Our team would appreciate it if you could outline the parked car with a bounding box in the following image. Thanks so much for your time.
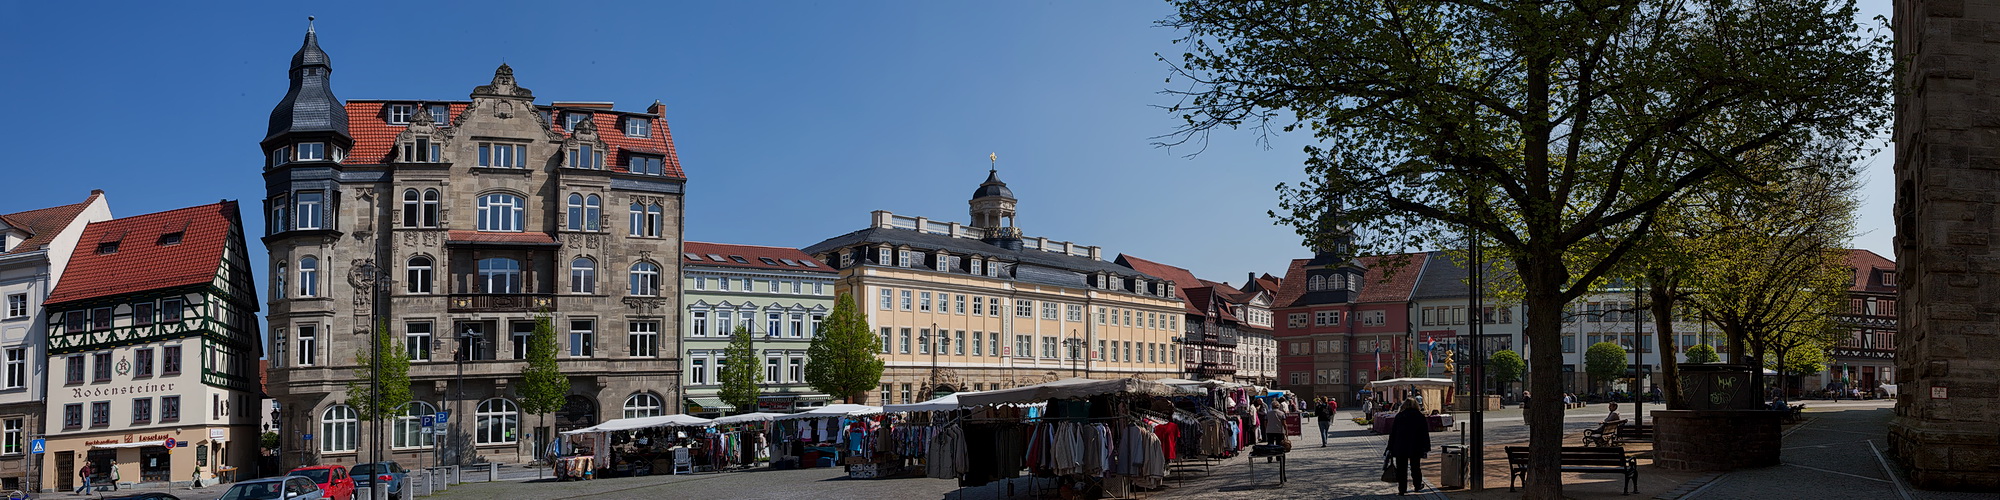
[349,462,408,500]
[217,476,323,500]
[105,494,180,500]
[286,465,355,500]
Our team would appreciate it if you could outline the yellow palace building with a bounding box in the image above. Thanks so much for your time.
[803,169,1184,404]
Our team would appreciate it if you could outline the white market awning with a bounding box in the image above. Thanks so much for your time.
[956,377,1176,408]
[710,412,787,425]
[772,404,880,421]
[1366,377,1457,389]
[92,440,167,449]
[561,414,714,435]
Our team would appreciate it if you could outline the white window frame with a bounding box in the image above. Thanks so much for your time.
[474,399,519,444]
[295,192,324,230]
[3,294,25,319]
[1,348,22,389]
[321,405,357,452]
[296,142,325,161]
[387,104,414,124]
[623,393,664,419]
[405,321,433,362]
[570,257,597,294]
[625,118,650,137]
[629,321,660,357]
[476,193,525,232]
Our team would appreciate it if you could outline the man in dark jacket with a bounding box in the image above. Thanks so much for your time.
[1386,398,1431,495]
[1314,398,1335,446]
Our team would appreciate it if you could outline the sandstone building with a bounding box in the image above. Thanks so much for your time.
[260,28,688,468]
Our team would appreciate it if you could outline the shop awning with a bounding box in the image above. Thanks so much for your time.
[687,398,735,413]
[560,414,713,435]
[956,377,1176,408]
[92,440,167,449]
[710,412,786,425]
[1366,377,1457,389]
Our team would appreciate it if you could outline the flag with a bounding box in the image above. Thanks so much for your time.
[1425,336,1436,366]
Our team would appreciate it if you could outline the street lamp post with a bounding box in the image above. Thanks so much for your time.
[1633,285,1645,427]
[453,326,482,467]
[921,323,941,398]
[1063,329,1083,378]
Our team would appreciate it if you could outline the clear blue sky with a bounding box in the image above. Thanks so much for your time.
[0,0,1896,298]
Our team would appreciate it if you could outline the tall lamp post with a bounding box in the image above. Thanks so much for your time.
[1063,329,1084,378]
[920,323,943,398]
[1633,284,1646,427]
[453,326,483,467]
[349,260,391,500]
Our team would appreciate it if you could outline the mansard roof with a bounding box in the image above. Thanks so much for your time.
[803,227,1170,293]
[47,201,239,306]
[684,241,834,274]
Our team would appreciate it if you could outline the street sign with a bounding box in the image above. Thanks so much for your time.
[29,439,43,454]
[432,427,446,435]
[421,416,435,428]
[302,433,313,441]
[435,411,450,424]
[164,438,177,448]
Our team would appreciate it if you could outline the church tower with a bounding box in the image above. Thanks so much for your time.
[970,167,1022,250]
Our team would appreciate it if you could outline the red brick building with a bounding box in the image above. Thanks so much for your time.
[1272,252,1426,405]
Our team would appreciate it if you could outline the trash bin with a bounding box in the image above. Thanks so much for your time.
[1439,445,1466,489]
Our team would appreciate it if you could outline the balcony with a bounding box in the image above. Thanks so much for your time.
[448,294,555,313]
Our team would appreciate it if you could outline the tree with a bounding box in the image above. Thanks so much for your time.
[1490,350,1525,393]
[719,327,763,414]
[346,317,411,421]
[805,293,886,403]
[1160,1,1887,495]
[1403,346,1427,378]
[518,311,567,460]
[1684,344,1721,364]
[1585,342,1629,395]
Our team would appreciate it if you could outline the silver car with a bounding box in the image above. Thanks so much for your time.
[217,476,324,500]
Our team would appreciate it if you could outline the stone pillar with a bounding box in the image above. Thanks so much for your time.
[1891,0,2000,491]
[1652,410,1782,471]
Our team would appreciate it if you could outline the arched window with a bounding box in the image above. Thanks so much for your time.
[628,203,645,236]
[570,257,597,294]
[421,189,441,227]
[393,401,437,448]
[1307,275,1324,291]
[476,194,523,232]
[406,256,433,294]
[402,189,422,227]
[320,405,357,452]
[275,262,288,300]
[475,399,519,444]
[623,393,663,418]
[629,262,660,296]
[583,195,602,231]
[478,258,522,294]
[299,257,320,297]
[566,194,585,231]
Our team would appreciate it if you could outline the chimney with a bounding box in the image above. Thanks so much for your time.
[91,189,105,196]
[647,100,665,116]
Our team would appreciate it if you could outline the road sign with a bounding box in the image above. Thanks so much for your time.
[421,416,436,428]
[435,411,451,424]
[164,438,177,448]
[302,433,313,441]
[432,427,446,435]
[29,439,43,454]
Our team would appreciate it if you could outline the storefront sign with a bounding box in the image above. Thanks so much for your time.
[1932,386,1947,399]
[70,382,177,399]
[210,429,225,440]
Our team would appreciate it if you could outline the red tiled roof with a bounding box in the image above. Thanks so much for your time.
[341,100,687,179]
[1,191,101,256]
[1844,248,1896,293]
[1357,253,1427,303]
[46,202,238,306]
[1114,254,1206,314]
[445,230,558,245]
[1274,259,1309,308]
[684,241,834,273]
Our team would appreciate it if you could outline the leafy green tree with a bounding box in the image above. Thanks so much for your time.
[346,317,411,420]
[1684,344,1721,364]
[1160,1,1886,495]
[719,327,763,414]
[1585,342,1629,394]
[805,293,886,403]
[518,311,568,455]
[1490,350,1525,391]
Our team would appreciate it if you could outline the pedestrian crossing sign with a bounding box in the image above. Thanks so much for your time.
[28,439,42,454]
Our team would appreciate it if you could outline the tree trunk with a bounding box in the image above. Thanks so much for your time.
[1646,272,1683,408]
[1519,254,1569,499]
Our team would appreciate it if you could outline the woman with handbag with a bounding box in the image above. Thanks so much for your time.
[1385,397,1431,495]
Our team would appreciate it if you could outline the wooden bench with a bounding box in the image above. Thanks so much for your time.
[1616,423,1653,443]
[1582,419,1626,447]
[1505,446,1640,494]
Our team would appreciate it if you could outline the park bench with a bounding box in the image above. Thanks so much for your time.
[1582,419,1626,447]
[1615,423,1653,443]
[1505,446,1640,494]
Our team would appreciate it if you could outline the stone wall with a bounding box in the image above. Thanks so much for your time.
[1652,410,1781,472]
[1890,0,2000,491]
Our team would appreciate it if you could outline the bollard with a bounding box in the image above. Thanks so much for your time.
[373,483,388,500]
[486,462,499,482]
[433,467,448,491]
[447,465,459,485]
[410,469,427,497]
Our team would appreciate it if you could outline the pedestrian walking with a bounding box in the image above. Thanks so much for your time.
[108,460,119,491]
[1314,399,1334,447]
[1386,398,1431,496]
[1261,401,1286,462]
[74,462,93,495]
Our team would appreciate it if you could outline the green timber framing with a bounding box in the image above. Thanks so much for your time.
[45,280,260,393]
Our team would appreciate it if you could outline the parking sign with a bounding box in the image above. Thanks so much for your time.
[435,411,450,424]
[421,416,435,428]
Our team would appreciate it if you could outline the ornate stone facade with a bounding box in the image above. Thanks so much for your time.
[260,29,686,469]
[1890,1,2000,490]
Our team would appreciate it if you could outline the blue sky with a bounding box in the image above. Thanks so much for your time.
[0,0,1896,297]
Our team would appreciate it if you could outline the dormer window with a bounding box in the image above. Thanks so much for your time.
[401,138,441,163]
[297,142,325,161]
[388,104,414,124]
[564,113,590,131]
[157,232,182,246]
[570,145,604,169]
[628,155,664,175]
[95,242,118,255]
[625,118,650,137]
[1882,271,1897,287]
[970,258,983,276]
[428,104,451,124]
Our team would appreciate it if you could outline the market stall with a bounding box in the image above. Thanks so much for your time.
[556,414,715,479]
[768,404,883,470]
[1365,378,1457,433]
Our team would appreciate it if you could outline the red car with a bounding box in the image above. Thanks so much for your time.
[286,465,355,500]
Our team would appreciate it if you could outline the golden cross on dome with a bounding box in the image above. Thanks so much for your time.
[989,152,997,173]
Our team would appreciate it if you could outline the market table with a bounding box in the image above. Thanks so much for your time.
[1370,412,1455,434]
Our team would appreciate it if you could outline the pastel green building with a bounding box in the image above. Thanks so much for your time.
[679,242,837,415]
